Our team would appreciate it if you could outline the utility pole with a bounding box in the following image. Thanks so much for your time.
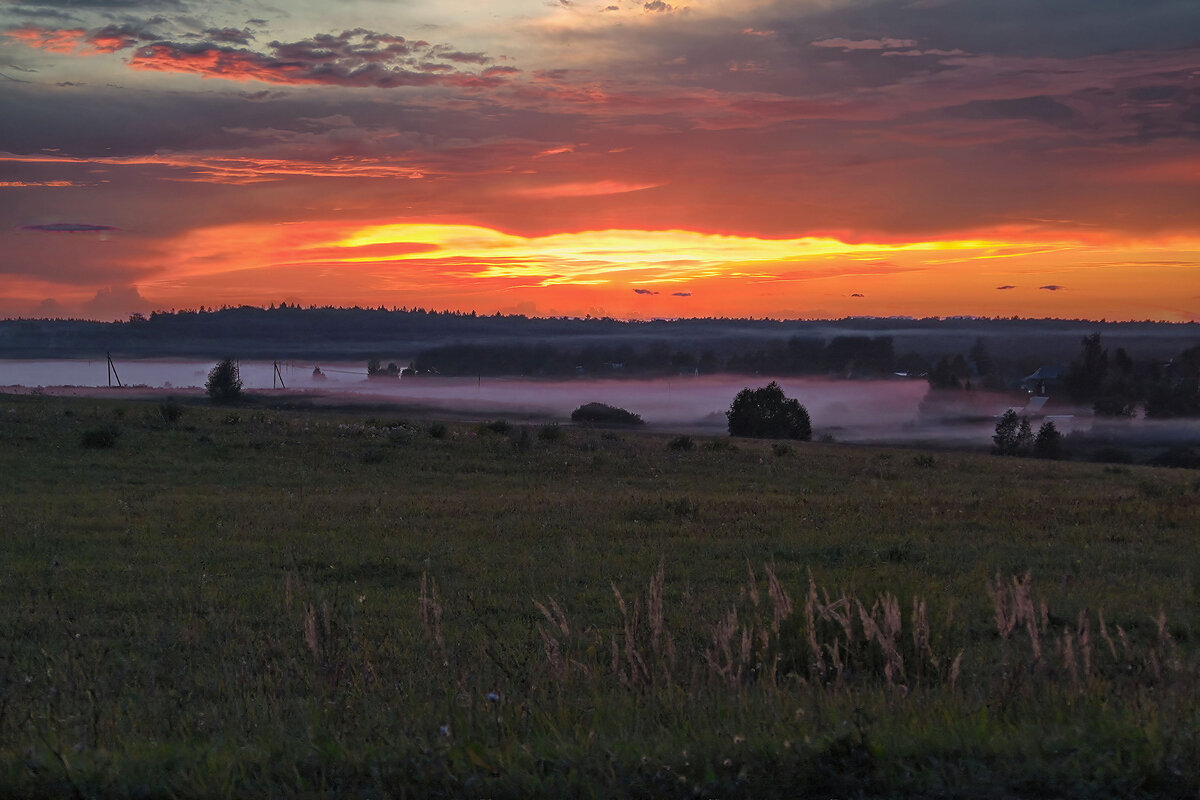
[106,352,122,388]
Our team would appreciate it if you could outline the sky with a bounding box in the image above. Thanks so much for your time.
[1,0,1198,322]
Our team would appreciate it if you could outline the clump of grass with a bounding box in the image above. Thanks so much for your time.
[772,442,792,457]
[479,419,512,435]
[912,454,937,468]
[222,412,240,425]
[702,438,736,451]
[537,423,563,442]
[80,425,119,449]
[159,402,183,426]
[428,422,448,439]
[668,435,694,451]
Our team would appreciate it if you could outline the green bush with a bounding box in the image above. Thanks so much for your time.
[570,402,644,426]
[159,402,183,426]
[206,359,243,403]
[80,425,119,449]
[727,381,812,440]
[668,435,694,451]
[537,423,564,442]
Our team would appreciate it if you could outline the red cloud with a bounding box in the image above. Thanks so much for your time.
[4,26,89,54]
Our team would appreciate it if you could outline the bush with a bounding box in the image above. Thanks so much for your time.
[1147,446,1200,469]
[81,425,119,449]
[480,419,512,435]
[206,359,243,403]
[1090,446,1133,465]
[159,402,183,426]
[570,403,644,426]
[428,422,448,439]
[668,435,694,451]
[772,442,793,457]
[726,381,811,440]
[537,423,564,442]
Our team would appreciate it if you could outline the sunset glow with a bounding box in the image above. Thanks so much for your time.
[2,1,1198,321]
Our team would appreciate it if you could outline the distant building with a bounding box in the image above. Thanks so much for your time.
[1020,365,1066,396]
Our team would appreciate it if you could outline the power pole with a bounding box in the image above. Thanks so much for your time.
[107,352,122,388]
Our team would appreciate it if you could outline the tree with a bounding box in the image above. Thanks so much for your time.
[1033,421,1062,459]
[992,409,1020,455]
[727,381,812,440]
[1066,333,1108,403]
[206,358,242,403]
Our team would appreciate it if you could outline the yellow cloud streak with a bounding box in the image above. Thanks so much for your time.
[330,224,1026,280]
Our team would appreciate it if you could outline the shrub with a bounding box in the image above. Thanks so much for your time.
[772,442,793,457]
[1033,420,1062,459]
[480,419,512,435]
[537,423,564,442]
[428,422,448,439]
[81,425,119,449]
[1090,446,1133,465]
[1147,446,1200,469]
[570,402,644,426]
[726,381,811,440]
[668,435,694,451]
[206,359,243,403]
[159,402,183,426]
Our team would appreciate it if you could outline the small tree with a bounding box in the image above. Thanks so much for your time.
[1033,420,1062,459]
[206,358,243,403]
[727,381,812,440]
[992,409,1020,455]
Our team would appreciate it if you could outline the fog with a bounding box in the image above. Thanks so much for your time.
[4,358,1199,449]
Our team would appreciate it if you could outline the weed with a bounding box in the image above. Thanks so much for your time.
[80,425,119,448]
[159,402,183,426]
[537,423,563,442]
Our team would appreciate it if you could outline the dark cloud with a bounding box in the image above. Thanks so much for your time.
[83,285,149,318]
[117,28,513,89]
[5,6,79,20]
[850,292,864,297]
[633,288,658,295]
[671,291,691,297]
[19,222,118,232]
[643,1,676,12]
[996,285,1016,290]
[946,96,1078,125]
[789,0,1200,59]
[202,27,254,46]
[6,0,182,7]
[1039,285,1066,291]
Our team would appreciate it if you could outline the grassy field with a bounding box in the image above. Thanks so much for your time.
[0,391,1197,798]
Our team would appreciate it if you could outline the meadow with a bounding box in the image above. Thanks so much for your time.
[0,391,1197,798]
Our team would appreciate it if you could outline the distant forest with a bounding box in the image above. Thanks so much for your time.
[2,306,1198,413]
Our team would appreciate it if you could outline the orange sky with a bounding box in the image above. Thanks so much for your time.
[2,1,1198,321]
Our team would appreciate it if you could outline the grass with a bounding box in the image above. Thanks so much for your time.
[0,392,1197,798]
